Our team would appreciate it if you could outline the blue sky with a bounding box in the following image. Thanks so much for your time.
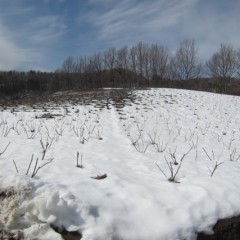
[0,0,239,71]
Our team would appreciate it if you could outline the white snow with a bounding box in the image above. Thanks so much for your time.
[0,88,240,239]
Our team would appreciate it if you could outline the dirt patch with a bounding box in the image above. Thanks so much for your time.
[197,216,240,240]
[0,228,24,240]
[50,224,82,240]
[0,187,25,239]
[0,89,136,110]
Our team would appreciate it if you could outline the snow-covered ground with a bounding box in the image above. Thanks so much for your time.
[0,88,240,240]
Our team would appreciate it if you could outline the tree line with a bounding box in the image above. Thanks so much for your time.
[1,39,240,97]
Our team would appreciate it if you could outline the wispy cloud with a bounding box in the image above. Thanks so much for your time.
[0,1,34,17]
[0,0,68,70]
[44,0,66,4]
[179,0,240,60]
[0,0,239,71]
[84,0,199,46]
[23,15,68,44]
[80,0,240,61]
[0,39,25,70]
[0,21,39,70]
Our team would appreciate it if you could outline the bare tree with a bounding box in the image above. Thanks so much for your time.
[149,44,170,85]
[129,45,138,86]
[136,42,148,85]
[116,46,128,70]
[143,47,151,86]
[104,48,117,70]
[236,48,240,79]
[90,52,103,87]
[60,56,77,90]
[207,44,238,86]
[116,46,129,86]
[103,48,117,87]
[61,56,76,73]
[171,39,202,81]
[75,57,85,73]
[90,52,103,73]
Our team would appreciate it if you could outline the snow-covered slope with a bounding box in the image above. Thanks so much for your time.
[0,88,240,240]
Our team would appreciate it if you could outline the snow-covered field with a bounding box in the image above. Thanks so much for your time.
[0,88,240,240]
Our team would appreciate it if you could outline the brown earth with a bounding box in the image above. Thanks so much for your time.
[197,216,240,240]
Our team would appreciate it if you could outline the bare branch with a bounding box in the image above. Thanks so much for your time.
[155,163,167,179]
[13,160,19,173]
[0,142,10,156]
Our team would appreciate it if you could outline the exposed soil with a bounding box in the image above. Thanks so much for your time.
[197,216,240,240]
[0,188,25,240]
[0,89,136,110]
[50,224,82,240]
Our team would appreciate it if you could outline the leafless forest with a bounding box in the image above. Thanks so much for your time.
[1,39,240,97]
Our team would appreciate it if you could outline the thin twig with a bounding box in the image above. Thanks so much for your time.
[210,161,224,177]
[26,154,34,176]
[155,163,167,178]
[203,147,213,161]
[0,142,10,156]
[31,158,39,178]
[13,160,18,173]
[32,159,53,177]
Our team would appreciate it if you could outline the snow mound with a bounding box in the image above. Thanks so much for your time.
[0,177,92,239]
[1,88,240,239]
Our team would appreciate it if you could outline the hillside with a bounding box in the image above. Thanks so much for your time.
[0,88,240,240]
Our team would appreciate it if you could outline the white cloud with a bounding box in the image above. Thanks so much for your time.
[24,15,68,44]
[0,1,34,17]
[0,21,39,70]
[82,0,240,62]
[0,1,68,70]
[44,0,65,4]
[85,0,199,44]
[0,39,25,70]
[180,1,240,61]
